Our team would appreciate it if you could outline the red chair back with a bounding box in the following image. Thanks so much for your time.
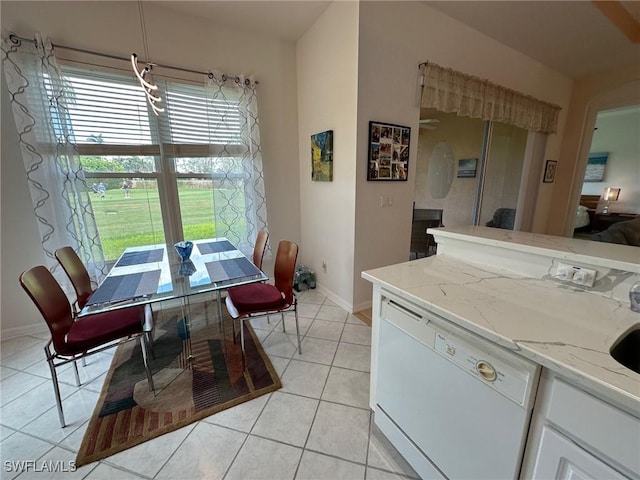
[274,240,298,305]
[253,230,269,270]
[55,247,94,310]
[20,266,75,355]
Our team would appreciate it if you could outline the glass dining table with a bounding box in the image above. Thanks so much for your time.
[79,238,267,391]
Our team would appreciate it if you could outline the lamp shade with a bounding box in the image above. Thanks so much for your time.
[603,187,621,202]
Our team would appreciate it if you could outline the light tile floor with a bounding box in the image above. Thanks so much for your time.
[0,290,418,480]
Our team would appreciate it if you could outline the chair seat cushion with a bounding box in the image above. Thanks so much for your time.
[65,306,143,353]
[227,283,286,314]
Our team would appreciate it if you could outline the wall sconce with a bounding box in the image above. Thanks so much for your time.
[602,187,620,214]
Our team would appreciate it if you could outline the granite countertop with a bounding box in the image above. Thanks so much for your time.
[362,254,640,415]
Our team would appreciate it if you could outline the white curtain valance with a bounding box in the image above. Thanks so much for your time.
[420,62,561,134]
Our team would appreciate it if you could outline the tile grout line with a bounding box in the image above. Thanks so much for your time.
[141,421,198,479]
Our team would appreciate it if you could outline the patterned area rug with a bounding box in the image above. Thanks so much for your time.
[76,301,281,467]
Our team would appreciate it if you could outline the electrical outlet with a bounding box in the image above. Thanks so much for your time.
[572,267,596,287]
[553,263,575,281]
[321,261,327,273]
[553,262,596,287]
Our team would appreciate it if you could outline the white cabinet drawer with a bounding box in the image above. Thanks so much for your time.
[532,426,628,480]
[547,378,640,476]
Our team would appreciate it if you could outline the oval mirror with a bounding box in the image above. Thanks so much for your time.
[427,141,455,199]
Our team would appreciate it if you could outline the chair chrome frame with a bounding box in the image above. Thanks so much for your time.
[226,293,301,360]
[225,240,301,364]
[43,304,154,427]
[20,266,155,428]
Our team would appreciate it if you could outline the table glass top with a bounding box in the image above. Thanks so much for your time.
[80,238,267,316]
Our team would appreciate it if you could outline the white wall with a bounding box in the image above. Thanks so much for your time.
[1,74,48,338]
[581,106,640,214]
[1,1,301,336]
[296,1,359,309]
[352,2,573,309]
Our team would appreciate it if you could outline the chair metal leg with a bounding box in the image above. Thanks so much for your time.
[240,318,246,356]
[46,355,66,428]
[232,315,237,344]
[281,312,286,333]
[145,332,156,359]
[72,359,81,386]
[240,318,246,370]
[218,290,236,345]
[142,304,155,359]
[140,335,155,392]
[294,308,302,354]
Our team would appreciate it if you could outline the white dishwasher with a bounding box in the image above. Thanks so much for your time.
[375,294,540,480]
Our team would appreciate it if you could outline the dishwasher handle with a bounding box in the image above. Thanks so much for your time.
[387,299,423,322]
[383,297,437,350]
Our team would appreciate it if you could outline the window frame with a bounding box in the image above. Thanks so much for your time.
[62,62,244,257]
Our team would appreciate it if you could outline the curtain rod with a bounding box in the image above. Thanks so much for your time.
[8,33,259,84]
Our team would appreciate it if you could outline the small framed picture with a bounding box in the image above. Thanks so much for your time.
[457,158,478,178]
[311,130,334,181]
[367,121,410,181]
[543,160,557,183]
[584,152,608,182]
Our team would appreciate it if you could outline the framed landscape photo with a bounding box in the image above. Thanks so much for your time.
[457,158,478,178]
[584,152,608,182]
[367,121,410,181]
[543,159,557,183]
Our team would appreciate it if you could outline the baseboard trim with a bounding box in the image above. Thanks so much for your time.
[304,284,373,315]
[352,299,372,313]
[314,284,354,313]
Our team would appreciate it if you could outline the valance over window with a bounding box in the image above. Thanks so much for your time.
[420,62,561,134]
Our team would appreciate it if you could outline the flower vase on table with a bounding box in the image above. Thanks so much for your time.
[174,241,193,261]
[179,260,196,276]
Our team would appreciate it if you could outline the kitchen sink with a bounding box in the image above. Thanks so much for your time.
[610,324,640,374]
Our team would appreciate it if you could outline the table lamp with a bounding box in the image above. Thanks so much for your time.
[602,187,620,214]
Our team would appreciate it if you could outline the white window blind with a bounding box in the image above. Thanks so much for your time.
[60,66,243,149]
[160,82,242,145]
[62,67,153,145]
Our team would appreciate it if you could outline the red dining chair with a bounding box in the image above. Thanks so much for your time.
[56,246,156,362]
[225,240,301,359]
[252,230,269,270]
[20,266,154,427]
[54,246,98,314]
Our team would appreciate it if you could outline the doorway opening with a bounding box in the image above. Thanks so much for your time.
[573,104,640,240]
[411,109,529,258]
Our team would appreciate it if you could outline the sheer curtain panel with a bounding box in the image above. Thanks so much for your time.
[204,73,269,258]
[2,34,107,291]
